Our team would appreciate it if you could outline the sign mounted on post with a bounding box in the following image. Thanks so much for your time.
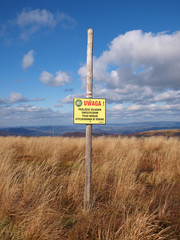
[73,98,106,124]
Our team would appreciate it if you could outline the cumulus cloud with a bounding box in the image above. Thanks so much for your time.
[22,50,34,70]
[76,30,180,122]
[16,8,56,28]
[154,90,180,103]
[79,30,180,91]
[9,8,77,40]
[78,30,180,100]
[111,102,180,122]
[4,92,44,105]
[60,92,85,103]
[39,70,71,87]
[1,8,77,41]
[9,92,28,104]
[0,104,72,127]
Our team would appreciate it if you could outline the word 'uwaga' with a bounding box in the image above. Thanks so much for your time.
[84,100,103,106]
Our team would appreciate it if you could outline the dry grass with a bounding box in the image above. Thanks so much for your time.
[0,136,179,239]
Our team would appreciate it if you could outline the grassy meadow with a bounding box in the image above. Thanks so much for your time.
[0,136,180,239]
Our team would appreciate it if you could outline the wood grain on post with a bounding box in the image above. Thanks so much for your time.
[84,28,93,211]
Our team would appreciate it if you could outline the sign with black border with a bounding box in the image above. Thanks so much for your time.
[73,98,106,124]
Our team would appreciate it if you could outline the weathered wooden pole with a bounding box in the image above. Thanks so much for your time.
[84,28,93,211]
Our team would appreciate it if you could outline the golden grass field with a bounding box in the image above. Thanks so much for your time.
[0,136,180,240]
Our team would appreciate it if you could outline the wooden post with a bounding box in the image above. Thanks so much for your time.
[84,28,93,211]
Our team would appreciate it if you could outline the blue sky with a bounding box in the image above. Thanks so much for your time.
[0,0,180,127]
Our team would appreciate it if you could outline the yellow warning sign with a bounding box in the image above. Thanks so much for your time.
[73,98,106,124]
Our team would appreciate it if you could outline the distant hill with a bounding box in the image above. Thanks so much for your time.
[63,132,85,137]
[62,129,180,138]
[62,131,110,137]
[0,122,180,137]
[127,129,180,138]
[0,130,11,136]
[0,128,46,137]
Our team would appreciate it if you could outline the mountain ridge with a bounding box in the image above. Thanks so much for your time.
[0,121,180,137]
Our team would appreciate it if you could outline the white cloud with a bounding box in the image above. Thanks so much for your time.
[9,92,27,104]
[39,70,71,87]
[79,30,180,92]
[11,9,56,40]
[0,104,72,127]
[22,50,34,70]
[55,103,63,108]
[112,104,124,110]
[56,12,77,29]
[60,95,74,103]
[1,8,77,43]
[110,103,180,122]
[154,90,180,103]
[78,30,180,114]
[6,92,44,105]
[76,30,180,122]
[60,92,85,103]
[16,8,57,40]
[16,8,56,28]
[127,105,144,111]
[7,8,77,40]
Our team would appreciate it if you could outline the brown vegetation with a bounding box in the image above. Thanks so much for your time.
[0,136,180,239]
